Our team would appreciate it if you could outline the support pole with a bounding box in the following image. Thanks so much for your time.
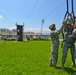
[40,19,45,38]
[41,19,44,35]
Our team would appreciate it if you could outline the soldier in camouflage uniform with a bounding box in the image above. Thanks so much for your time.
[49,23,64,67]
[73,23,76,66]
[62,21,75,69]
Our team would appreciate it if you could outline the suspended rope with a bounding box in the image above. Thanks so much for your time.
[71,0,75,24]
[62,0,75,39]
[63,0,75,23]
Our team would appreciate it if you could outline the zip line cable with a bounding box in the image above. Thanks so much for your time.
[0,11,9,21]
[0,11,15,24]
[44,1,65,19]
[27,0,38,20]
[0,0,39,25]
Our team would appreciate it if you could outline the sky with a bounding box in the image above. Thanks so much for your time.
[0,0,76,33]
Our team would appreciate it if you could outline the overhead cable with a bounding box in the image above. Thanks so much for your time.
[44,1,65,19]
[27,0,38,19]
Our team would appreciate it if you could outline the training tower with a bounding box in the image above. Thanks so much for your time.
[16,23,24,41]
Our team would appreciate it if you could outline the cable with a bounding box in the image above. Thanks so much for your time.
[44,1,65,19]
[0,11,15,24]
[0,11,10,21]
[27,0,38,19]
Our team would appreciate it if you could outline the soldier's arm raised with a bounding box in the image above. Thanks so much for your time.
[58,22,66,34]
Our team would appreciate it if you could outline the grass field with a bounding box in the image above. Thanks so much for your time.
[0,40,76,75]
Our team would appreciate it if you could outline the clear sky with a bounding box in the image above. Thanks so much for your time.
[0,0,76,33]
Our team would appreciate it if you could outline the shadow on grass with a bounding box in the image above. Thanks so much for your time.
[54,66,61,69]
[64,67,76,75]
[53,66,76,75]
[49,66,76,75]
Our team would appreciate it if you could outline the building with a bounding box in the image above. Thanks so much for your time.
[0,28,17,40]
[24,32,50,40]
[0,28,51,41]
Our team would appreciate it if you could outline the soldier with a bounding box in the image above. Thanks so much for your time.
[73,21,76,66]
[62,21,75,69]
[49,23,65,67]
[72,28,76,66]
[73,16,76,28]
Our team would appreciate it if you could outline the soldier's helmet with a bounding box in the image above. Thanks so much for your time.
[49,24,55,29]
[72,29,76,38]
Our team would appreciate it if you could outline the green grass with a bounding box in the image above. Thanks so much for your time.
[0,40,76,75]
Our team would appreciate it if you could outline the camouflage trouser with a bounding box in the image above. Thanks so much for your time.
[74,47,76,65]
[74,46,76,58]
[50,44,59,66]
[62,42,75,67]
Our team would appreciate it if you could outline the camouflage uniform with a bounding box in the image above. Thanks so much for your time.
[62,25,75,68]
[74,41,76,65]
[73,29,76,65]
[49,24,62,66]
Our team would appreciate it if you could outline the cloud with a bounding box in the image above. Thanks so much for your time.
[8,26,50,33]
[8,26,16,30]
[0,15,3,19]
[24,27,50,33]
